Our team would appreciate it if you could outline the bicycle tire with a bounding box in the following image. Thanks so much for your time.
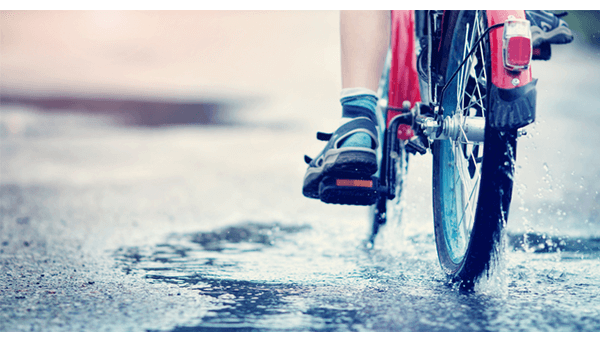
[432,10,517,288]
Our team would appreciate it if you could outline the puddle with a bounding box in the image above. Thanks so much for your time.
[113,222,316,331]
[114,222,312,279]
[112,222,600,331]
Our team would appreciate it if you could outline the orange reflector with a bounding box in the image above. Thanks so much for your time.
[336,179,373,188]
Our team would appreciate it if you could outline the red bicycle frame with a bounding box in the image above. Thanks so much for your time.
[387,10,421,127]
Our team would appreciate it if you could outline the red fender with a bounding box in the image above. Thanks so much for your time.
[486,10,533,89]
[388,10,421,127]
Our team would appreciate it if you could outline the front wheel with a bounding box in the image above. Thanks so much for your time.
[433,10,518,288]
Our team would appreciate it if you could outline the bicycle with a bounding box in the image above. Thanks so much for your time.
[324,10,537,289]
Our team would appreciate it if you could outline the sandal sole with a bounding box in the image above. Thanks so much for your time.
[302,149,377,200]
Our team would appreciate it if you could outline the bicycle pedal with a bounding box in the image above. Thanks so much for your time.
[319,176,379,206]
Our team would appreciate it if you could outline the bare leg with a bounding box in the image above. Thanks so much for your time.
[340,10,390,92]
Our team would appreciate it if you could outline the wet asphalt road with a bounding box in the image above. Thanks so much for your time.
[2,38,600,331]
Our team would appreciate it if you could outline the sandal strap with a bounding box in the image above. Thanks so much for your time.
[316,132,333,141]
[331,117,378,149]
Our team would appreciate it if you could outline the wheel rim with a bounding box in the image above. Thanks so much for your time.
[439,11,488,264]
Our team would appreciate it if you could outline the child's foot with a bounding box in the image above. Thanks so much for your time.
[302,89,380,205]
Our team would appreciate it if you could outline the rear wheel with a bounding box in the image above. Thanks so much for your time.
[432,10,517,288]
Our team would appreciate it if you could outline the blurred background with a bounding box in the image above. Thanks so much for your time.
[0,11,343,128]
[562,10,600,47]
[1,10,598,130]
[1,10,597,128]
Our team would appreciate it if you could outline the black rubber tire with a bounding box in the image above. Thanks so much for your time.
[432,11,518,289]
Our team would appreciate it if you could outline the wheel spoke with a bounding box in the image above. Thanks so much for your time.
[456,173,480,234]
[451,11,487,243]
